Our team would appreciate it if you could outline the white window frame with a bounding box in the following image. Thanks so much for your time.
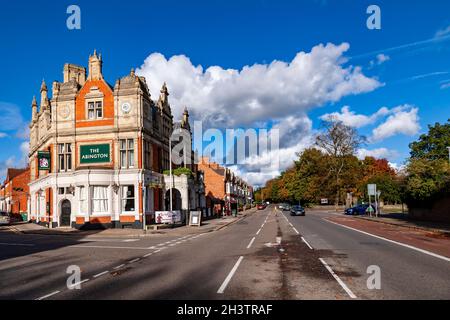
[86,99,104,120]
[91,186,109,215]
[120,185,136,213]
[79,186,87,214]
[120,139,135,169]
[58,143,72,172]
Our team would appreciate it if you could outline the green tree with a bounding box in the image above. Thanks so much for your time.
[405,158,450,207]
[410,119,450,160]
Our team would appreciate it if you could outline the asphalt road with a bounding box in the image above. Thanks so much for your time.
[0,206,449,300]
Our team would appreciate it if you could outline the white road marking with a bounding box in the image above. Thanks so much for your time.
[319,258,357,299]
[217,256,244,294]
[113,264,125,270]
[256,228,262,235]
[147,246,156,250]
[301,237,313,250]
[292,227,300,235]
[143,252,153,258]
[36,290,60,300]
[324,219,450,263]
[154,249,161,253]
[71,245,150,250]
[0,242,34,247]
[93,271,109,278]
[128,258,140,264]
[247,237,256,249]
[168,243,177,247]
[68,279,90,289]
[123,239,139,242]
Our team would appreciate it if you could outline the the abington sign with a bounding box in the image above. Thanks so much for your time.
[80,144,111,164]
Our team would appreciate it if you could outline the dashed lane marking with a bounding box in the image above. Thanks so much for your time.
[217,256,244,294]
[301,237,314,250]
[247,237,256,249]
[143,252,153,258]
[93,271,109,278]
[292,227,300,235]
[68,279,90,290]
[36,290,60,300]
[128,258,140,264]
[256,228,262,235]
[319,258,357,299]
[113,264,125,270]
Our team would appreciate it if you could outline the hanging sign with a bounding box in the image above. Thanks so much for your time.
[38,151,51,170]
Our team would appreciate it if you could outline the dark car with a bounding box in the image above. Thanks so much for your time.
[345,204,375,216]
[290,205,305,216]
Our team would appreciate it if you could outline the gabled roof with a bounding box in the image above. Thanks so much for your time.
[4,168,29,183]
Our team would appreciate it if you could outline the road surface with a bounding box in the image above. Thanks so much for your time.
[0,206,449,300]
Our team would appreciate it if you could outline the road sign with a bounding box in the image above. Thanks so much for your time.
[368,184,377,196]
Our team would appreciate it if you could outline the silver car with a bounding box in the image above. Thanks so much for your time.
[0,212,11,225]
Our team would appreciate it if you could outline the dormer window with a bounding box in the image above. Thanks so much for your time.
[88,101,103,120]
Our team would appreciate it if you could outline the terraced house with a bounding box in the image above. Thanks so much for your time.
[0,168,30,221]
[199,157,253,217]
[28,51,204,229]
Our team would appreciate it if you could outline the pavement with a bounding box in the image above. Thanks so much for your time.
[0,209,255,238]
[0,205,449,300]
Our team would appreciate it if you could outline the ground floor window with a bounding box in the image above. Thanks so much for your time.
[79,186,87,213]
[92,186,108,213]
[121,185,135,212]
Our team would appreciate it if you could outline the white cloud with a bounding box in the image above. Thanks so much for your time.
[357,148,399,160]
[371,105,420,142]
[0,132,8,138]
[136,43,381,127]
[0,102,26,132]
[136,43,381,185]
[435,25,450,39]
[441,82,450,90]
[320,105,389,128]
[369,53,390,67]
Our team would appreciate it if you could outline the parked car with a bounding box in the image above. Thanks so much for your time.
[345,204,375,216]
[290,205,306,216]
[0,212,11,225]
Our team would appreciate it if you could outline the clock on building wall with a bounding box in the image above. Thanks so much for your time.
[121,102,132,114]
[59,105,70,119]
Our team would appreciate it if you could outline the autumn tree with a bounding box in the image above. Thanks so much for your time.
[315,118,365,209]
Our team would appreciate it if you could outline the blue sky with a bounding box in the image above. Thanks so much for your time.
[0,0,449,184]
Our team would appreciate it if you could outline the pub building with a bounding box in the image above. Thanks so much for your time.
[28,51,205,229]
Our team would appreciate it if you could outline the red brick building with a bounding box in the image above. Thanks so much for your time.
[0,168,30,220]
[199,157,252,217]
